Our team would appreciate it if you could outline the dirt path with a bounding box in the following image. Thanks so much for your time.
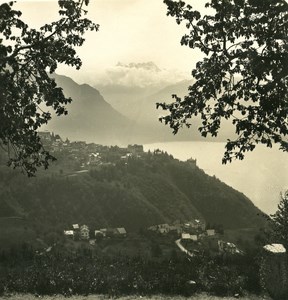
[175,238,194,257]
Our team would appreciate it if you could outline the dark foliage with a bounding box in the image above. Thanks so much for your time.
[270,190,288,248]
[158,0,288,162]
[0,1,98,176]
[0,151,265,239]
[0,244,262,297]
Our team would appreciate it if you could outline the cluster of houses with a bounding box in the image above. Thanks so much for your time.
[38,130,145,168]
[148,219,212,241]
[64,224,127,242]
[63,220,241,255]
[38,131,199,174]
[148,219,241,255]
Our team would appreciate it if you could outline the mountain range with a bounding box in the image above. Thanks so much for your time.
[43,72,234,145]
[43,74,191,145]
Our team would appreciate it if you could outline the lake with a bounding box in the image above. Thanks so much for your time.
[144,141,288,215]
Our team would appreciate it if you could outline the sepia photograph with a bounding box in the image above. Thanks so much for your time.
[0,0,287,299]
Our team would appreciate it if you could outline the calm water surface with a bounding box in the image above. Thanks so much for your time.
[144,141,288,215]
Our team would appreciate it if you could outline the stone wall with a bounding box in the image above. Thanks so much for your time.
[261,244,288,299]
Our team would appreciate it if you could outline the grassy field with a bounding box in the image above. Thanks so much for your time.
[0,294,272,300]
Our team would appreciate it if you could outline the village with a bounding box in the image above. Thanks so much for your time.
[63,218,243,256]
[38,130,146,169]
[38,130,198,173]
[39,131,243,257]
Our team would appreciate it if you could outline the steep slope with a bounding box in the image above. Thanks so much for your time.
[95,61,180,115]
[127,80,194,123]
[44,75,198,145]
[165,161,265,228]
[99,78,236,143]
[42,74,234,145]
[97,80,203,143]
[128,79,235,142]
[41,75,200,145]
[98,79,193,124]
[0,151,265,241]
[97,84,161,118]
[44,74,133,145]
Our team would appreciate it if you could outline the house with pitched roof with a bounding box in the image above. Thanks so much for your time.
[80,224,90,240]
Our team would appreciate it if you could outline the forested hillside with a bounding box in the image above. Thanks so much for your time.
[0,146,265,247]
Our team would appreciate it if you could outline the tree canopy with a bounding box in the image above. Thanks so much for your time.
[157,0,288,163]
[270,190,288,248]
[0,0,98,176]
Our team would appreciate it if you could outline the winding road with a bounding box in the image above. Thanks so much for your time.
[175,239,194,257]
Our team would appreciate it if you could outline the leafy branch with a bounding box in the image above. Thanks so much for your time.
[0,0,99,176]
[158,0,288,163]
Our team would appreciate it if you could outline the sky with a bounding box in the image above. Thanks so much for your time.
[11,0,207,85]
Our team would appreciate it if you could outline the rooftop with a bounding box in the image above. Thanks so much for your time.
[263,243,286,254]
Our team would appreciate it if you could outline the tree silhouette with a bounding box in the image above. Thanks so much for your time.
[158,0,287,163]
[0,0,98,176]
[270,190,288,248]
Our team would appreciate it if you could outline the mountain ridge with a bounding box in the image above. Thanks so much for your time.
[43,74,203,145]
[43,74,133,145]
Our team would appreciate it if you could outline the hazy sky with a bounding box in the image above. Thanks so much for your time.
[12,0,207,85]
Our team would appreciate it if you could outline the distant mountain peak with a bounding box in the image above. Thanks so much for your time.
[116,61,161,72]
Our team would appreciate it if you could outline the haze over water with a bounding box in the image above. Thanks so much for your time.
[144,141,288,215]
